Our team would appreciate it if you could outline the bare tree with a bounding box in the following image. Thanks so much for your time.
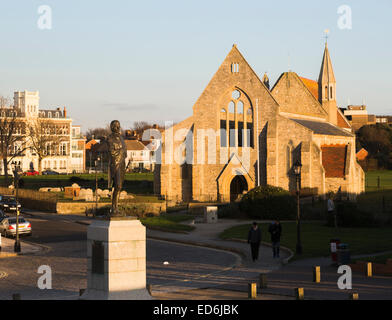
[85,126,111,141]
[0,96,27,186]
[27,118,69,174]
[132,121,164,137]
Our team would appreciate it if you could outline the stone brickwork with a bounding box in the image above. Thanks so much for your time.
[272,72,328,119]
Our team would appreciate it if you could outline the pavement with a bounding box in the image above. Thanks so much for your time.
[139,218,392,300]
[8,210,392,300]
[0,235,45,258]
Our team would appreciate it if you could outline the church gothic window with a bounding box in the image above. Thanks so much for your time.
[220,120,227,147]
[237,101,244,114]
[232,90,241,99]
[220,89,254,148]
[228,101,235,113]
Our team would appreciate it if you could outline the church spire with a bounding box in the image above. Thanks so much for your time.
[318,42,337,125]
[318,41,336,102]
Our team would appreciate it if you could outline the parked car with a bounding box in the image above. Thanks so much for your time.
[0,195,22,213]
[42,169,59,175]
[88,168,103,174]
[0,216,32,238]
[0,209,7,221]
[24,170,39,176]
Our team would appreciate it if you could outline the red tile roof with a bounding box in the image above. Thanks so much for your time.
[321,145,347,178]
[299,77,352,130]
[85,139,98,150]
[299,77,319,100]
[356,148,369,161]
[337,110,351,129]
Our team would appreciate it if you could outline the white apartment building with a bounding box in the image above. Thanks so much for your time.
[0,91,85,175]
[70,125,86,173]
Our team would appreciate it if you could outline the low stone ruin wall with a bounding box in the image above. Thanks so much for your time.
[56,201,166,216]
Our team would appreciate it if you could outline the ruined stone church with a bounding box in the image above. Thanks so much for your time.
[154,43,365,202]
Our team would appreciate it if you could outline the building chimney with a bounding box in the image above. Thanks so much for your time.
[64,106,67,118]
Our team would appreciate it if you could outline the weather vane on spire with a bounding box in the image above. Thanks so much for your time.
[324,29,330,44]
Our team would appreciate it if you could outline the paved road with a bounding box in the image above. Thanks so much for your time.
[0,213,239,300]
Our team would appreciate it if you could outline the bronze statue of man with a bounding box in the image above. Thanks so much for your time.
[106,120,127,217]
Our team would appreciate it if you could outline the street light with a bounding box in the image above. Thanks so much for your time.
[11,161,21,253]
[293,160,302,255]
[94,156,101,217]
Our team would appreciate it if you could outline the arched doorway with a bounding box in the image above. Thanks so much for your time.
[230,175,248,202]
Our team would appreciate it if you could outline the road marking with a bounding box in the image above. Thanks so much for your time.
[29,219,47,222]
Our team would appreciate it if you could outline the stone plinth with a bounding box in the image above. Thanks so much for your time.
[81,217,152,300]
[204,206,218,224]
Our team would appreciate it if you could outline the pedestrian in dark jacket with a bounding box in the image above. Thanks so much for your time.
[248,222,262,262]
[268,220,282,258]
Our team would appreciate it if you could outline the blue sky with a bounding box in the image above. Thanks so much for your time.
[0,0,391,131]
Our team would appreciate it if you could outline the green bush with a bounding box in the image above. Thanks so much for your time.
[218,203,241,219]
[239,185,296,220]
[326,201,378,228]
[69,176,87,184]
[300,199,328,221]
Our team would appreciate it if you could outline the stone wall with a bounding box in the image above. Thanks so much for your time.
[56,202,166,215]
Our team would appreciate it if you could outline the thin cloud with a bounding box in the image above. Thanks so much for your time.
[102,103,158,111]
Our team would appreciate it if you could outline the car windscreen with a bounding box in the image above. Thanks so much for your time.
[3,197,16,203]
[8,218,26,224]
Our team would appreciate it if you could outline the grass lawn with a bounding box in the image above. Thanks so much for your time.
[357,189,392,217]
[140,213,195,233]
[219,221,392,260]
[353,253,392,264]
[365,170,392,191]
[359,170,392,217]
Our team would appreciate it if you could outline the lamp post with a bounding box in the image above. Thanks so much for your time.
[293,160,302,255]
[12,161,21,253]
[94,157,100,217]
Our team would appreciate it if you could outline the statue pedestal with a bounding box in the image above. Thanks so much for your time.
[81,218,152,300]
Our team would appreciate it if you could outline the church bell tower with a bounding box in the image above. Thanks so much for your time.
[318,42,337,125]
